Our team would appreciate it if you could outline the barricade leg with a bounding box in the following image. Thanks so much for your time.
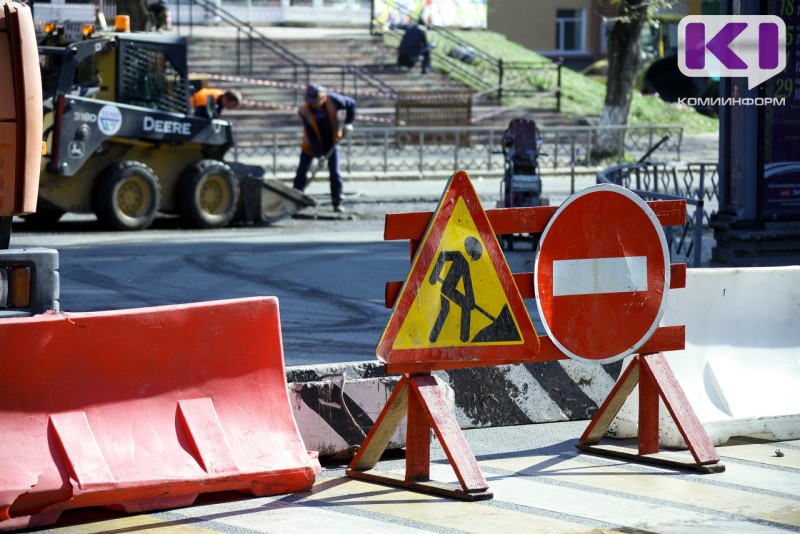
[577,353,724,473]
[406,377,432,482]
[347,373,492,500]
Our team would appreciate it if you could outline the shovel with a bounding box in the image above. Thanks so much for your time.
[306,144,338,187]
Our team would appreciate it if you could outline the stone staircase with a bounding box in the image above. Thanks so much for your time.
[185,27,574,141]
[188,32,471,125]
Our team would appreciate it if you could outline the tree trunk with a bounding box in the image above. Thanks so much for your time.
[594,0,650,158]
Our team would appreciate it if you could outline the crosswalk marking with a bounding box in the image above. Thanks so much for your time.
[47,512,217,533]
[36,438,800,534]
[481,454,800,527]
[304,476,618,533]
[718,440,800,470]
[424,463,784,534]
[698,458,800,497]
[148,488,431,533]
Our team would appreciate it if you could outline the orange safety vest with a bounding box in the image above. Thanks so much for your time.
[298,98,339,157]
[192,88,223,110]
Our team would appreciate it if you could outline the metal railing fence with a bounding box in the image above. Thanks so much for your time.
[597,162,720,267]
[232,124,685,176]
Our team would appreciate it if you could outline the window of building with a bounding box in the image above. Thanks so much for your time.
[555,8,586,52]
[323,0,371,6]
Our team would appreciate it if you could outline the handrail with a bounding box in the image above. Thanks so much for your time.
[176,0,308,100]
[374,6,561,106]
[374,1,497,64]
[179,0,398,101]
[327,64,398,99]
[184,0,306,67]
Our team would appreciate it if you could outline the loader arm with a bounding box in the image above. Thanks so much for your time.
[39,38,116,109]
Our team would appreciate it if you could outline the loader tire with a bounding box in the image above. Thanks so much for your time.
[22,210,64,228]
[93,161,161,231]
[177,160,239,229]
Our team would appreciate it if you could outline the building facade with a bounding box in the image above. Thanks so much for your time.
[486,0,715,69]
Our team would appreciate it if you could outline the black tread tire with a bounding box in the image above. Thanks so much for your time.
[22,210,65,228]
[92,161,161,231]
[177,160,240,229]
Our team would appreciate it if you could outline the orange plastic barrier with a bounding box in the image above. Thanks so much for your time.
[0,297,320,531]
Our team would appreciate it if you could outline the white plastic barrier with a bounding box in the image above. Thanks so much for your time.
[609,266,800,447]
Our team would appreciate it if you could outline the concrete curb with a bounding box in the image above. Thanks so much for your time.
[229,163,606,185]
[286,359,622,459]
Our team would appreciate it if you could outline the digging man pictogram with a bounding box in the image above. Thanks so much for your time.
[428,236,521,344]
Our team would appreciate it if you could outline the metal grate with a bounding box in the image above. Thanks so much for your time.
[120,44,191,114]
[395,92,472,147]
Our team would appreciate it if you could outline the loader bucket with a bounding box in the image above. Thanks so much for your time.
[239,173,316,224]
[0,297,320,531]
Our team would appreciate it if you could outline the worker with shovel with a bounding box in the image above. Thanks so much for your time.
[292,84,357,213]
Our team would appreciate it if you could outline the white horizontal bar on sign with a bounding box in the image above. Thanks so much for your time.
[553,256,647,297]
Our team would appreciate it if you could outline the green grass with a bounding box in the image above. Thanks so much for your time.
[440,31,719,135]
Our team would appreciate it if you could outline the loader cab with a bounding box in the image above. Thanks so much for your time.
[39,31,193,115]
[110,33,192,113]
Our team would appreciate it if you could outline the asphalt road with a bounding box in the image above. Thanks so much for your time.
[11,218,402,367]
[9,176,547,367]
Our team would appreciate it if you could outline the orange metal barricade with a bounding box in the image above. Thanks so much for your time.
[0,297,320,531]
[348,172,720,502]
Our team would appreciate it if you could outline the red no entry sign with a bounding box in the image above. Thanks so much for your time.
[534,185,670,363]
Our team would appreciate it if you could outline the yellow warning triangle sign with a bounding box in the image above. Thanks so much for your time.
[377,171,540,370]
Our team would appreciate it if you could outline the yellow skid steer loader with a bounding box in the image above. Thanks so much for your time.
[34,29,311,230]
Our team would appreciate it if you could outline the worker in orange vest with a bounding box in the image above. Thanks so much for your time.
[192,88,242,119]
[292,84,356,212]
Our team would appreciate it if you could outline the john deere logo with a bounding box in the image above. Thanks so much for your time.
[97,105,123,136]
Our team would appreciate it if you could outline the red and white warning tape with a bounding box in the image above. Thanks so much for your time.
[241,98,396,124]
[192,72,398,100]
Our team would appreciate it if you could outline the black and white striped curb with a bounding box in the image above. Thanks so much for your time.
[286,359,623,459]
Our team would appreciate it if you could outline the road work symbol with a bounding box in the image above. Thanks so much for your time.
[428,236,520,344]
[376,170,539,369]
